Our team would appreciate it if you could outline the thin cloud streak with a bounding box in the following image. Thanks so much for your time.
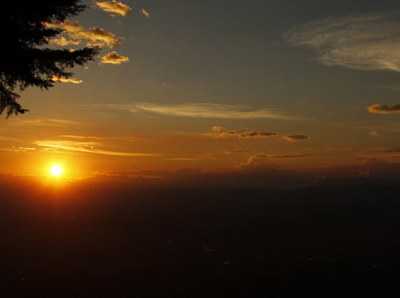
[35,140,159,157]
[101,103,299,120]
[4,118,82,128]
[225,148,253,154]
[60,135,143,142]
[52,76,83,84]
[284,12,400,72]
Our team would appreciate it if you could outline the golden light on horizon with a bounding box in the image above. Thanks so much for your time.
[50,164,63,177]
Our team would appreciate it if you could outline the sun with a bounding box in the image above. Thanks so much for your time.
[50,165,63,177]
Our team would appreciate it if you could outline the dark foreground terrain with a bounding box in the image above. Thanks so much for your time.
[1,180,399,297]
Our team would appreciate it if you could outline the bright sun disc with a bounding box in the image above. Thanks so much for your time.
[50,165,63,177]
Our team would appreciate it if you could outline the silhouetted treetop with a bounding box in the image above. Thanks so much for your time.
[0,0,100,117]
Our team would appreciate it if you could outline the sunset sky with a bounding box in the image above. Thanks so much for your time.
[1,0,400,186]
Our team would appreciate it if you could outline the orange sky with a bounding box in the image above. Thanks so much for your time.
[2,0,400,187]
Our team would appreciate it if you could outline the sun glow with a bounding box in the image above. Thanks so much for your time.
[50,165,63,177]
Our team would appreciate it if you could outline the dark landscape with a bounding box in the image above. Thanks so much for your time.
[1,179,399,297]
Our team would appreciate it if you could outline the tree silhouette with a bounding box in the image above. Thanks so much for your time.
[0,0,100,117]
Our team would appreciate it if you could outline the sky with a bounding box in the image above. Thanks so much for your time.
[1,0,400,186]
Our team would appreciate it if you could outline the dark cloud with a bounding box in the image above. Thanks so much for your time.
[367,104,400,114]
[211,126,277,139]
[239,131,277,138]
[283,135,310,141]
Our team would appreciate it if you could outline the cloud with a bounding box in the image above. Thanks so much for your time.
[140,8,150,18]
[100,51,130,64]
[52,76,83,84]
[106,103,296,119]
[225,148,253,154]
[50,36,81,46]
[367,104,400,114]
[48,20,124,48]
[239,131,277,138]
[284,12,400,72]
[0,146,36,153]
[35,140,159,157]
[210,126,236,137]
[356,159,400,182]
[238,153,280,172]
[210,126,277,138]
[59,135,141,142]
[283,135,310,141]
[4,118,82,128]
[96,0,132,17]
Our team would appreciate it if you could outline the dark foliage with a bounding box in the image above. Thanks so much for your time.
[0,0,100,117]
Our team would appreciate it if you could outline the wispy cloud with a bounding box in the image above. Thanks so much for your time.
[100,51,130,65]
[4,118,82,128]
[60,135,142,142]
[140,8,150,18]
[283,135,310,141]
[284,12,400,72]
[35,140,158,157]
[367,104,400,114]
[0,135,25,142]
[48,20,124,48]
[96,0,132,17]
[0,147,36,153]
[101,103,297,120]
[210,126,277,138]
